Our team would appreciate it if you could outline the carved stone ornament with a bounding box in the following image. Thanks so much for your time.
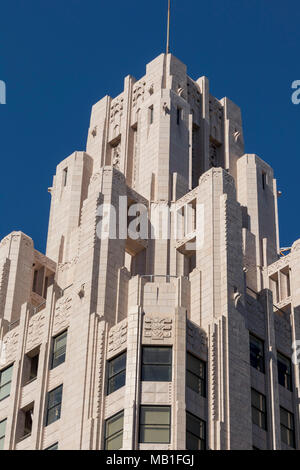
[108,321,128,353]
[144,316,172,340]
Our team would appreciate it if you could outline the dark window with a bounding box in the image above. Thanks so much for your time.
[51,331,67,369]
[63,168,68,187]
[142,347,172,382]
[45,442,58,450]
[277,352,292,391]
[139,406,171,444]
[149,106,154,125]
[251,389,267,430]
[177,107,182,125]
[46,385,63,426]
[262,172,267,190]
[0,419,6,450]
[0,364,13,401]
[280,407,295,448]
[29,354,39,382]
[21,404,34,438]
[107,351,126,395]
[186,353,206,397]
[105,411,124,450]
[186,412,206,450]
[250,333,265,373]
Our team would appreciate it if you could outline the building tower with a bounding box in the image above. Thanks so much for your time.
[0,53,299,450]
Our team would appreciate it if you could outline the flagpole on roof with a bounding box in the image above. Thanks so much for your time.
[166,0,171,54]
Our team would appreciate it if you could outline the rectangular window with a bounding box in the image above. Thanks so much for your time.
[177,107,182,125]
[20,403,34,439]
[45,442,58,450]
[186,412,206,450]
[51,330,67,369]
[46,385,63,426]
[142,347,172,382]
[105,411,124,450]
[0,364,13,401]
[249,333,265,373]
[186,353,206,397]
[251,389,267,430]
[262,172,267,190]
[280,407,295,448]
[139,406,171,444]
[107,351,126,395]
[277,352,292,391]
[149,106,154,125]
[0,419,6,450]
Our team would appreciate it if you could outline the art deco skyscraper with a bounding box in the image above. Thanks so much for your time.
[0,53,299,450]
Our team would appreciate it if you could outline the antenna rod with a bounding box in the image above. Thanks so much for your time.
[166,0,171,54]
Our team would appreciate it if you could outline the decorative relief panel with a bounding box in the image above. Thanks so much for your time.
[3,328,19,364]
[143,316,173,340]
[26,311,46,352]
[53,294,72,335]
[267,255,291,276]
[186,320,207,355]
[132,81,146,108]
[107,320,128,355]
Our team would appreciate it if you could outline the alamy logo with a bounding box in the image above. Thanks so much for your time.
[291,80,300,105]
[0,80,6,104]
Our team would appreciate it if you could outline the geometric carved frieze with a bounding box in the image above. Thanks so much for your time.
[26,311,46,352]
[53,294,72,335]
[3,328,19,364]
[144,316,173,340]
[186,320,207,355]
[108,320,128,354]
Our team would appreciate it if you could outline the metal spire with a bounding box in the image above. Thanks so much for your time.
[166,0,171,54]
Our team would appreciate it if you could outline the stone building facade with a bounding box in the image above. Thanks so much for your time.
[0,53,299,450]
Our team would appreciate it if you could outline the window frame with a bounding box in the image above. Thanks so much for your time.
[0,418,7,451]
[139,405,171,444]
[186,411,206,450]
[280,406,295,448]
[45,385,63,427]
[249,333,265,374]
[45,442,58,450]
[0,363,13,401]
[141,346,172,382]
[277,351,292,391]
[186,352,206,397]
[104,410,124,450]
[51,330,67,370]
[106,351,127,395]
[251,388,267,431]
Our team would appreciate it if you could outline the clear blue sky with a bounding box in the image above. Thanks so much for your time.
[0,0,299,253]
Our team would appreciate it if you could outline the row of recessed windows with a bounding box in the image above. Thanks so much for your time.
[148,106,183,126]
[250,333,296,448]
[250,333,293,391]
[107,347,206,397]
[104,408,206,450]
[251,388,295,448]
[0,330,67,450]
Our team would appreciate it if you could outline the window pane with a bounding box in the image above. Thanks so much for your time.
[280,408,289,427]
[0,365,13,386]
[0,419,6,437]
[142,364,171,382]
[108,353,126,378]
[106,413,124,438]
[52,332,67,369]
[140,426,170,443]
[47,405,61,426]
[250,334,264,372]
[140,407,170,425]
[48,386,63,408]
[108,371,126,395]
[0,382,11,401]
[143,347,172,365]
[0,437,4,451]
[105,432,123,450]
[46,442,58,450]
